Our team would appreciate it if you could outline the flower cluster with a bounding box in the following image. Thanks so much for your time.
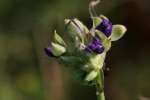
[45,15,127,84]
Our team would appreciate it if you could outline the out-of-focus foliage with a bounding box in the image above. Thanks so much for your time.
[0,0,150,100]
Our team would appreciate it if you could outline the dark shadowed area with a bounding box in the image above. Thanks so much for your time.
[0,0,150,100]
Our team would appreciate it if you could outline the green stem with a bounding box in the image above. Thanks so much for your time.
[97,92,105,100]
[95,70,105,100]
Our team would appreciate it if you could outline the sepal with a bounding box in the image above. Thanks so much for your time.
[51,42,66,56]
[88,53,106,70]
[85,70,98,82]
[111,25,127,41]
[53,30,66,46]
[92,17,103,28]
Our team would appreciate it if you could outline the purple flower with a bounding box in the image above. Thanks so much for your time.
[85,37,104,54]
[44,47,56,57]
[96,19,112,37]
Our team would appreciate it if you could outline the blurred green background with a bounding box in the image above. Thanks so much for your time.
[0,0,150,100]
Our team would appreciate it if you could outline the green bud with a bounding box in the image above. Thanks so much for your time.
[65,18,89,41]
[53,30,66,46]
[89,53,106,70]
[51,42,66,56]
[85,70,98,81]
[111,25,127,41]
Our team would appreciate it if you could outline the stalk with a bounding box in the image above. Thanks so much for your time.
[95,70,105,100]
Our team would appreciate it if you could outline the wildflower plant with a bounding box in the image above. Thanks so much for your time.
[44,0,127,100]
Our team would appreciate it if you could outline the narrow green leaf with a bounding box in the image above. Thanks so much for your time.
[111,25,127,41]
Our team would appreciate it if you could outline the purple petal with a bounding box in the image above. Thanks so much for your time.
[85,37,104,54]
[96,19,112,37]
[94,45,104,53]
[44,47,56,57]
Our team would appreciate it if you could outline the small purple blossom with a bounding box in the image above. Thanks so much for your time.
[85,37,104,54]
[44,47,56,57]
[96,19,112,37]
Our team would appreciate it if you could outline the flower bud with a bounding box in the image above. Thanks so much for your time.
[85,70,98,81]
[96,18,112,37]
[89,53,105,70]
[53,30,66,46]
[65,18,89,41]
[85,36,104,54]
[51,42,66,56]
[95,30,111,52]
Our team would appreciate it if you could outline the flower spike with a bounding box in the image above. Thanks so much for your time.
[44,1,127,100]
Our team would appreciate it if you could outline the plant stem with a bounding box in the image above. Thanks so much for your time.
[97,92,105,100]
[96,70,105,100]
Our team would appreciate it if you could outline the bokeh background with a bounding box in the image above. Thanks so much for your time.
[0,0,150,100]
